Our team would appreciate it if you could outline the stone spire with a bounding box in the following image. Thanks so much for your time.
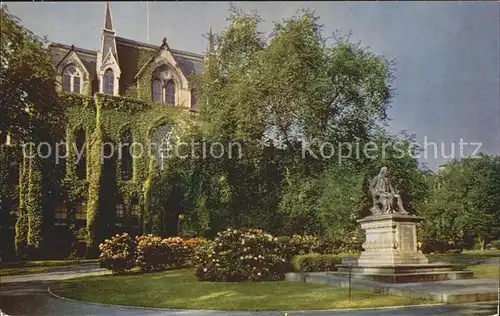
[100,1,118,64]
[206,25,215,55]
[97,1,121,95]
[104,1,114,32]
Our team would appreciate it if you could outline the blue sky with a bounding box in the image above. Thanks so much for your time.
[6,2,500,170]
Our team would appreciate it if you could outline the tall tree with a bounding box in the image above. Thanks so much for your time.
[0,6,61,142]
[421,154,500,252]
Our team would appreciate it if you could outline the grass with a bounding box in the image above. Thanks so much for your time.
[424,250,499,279]
[427,249,500,263]
[0,259,98,277]
[51,269,425,311]
[468,264,500,279]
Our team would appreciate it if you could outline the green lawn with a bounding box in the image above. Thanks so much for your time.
[1,259,97,277]
[423,250,499,279]
[427,250,500,263]
[51,269,425,311]
[468,264,499,279]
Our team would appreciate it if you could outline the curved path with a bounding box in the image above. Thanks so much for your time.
[1,264,498,316]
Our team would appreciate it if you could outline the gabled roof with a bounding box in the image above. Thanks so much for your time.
[48,35,205,95]
[49,43,97,79]
[115,36,204,83]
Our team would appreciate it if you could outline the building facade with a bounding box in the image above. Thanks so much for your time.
[50,2,205,107]
[3,3,213,258]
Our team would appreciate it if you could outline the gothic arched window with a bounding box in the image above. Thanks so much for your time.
[63,65,81,94]
[165,80,176,105]
[151,67,177,105]
[152,79,162,102]
[103,69,114,94]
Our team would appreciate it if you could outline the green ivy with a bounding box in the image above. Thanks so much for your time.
[26,146,43,252]
[14,154,28,257]
[85,123,103,257]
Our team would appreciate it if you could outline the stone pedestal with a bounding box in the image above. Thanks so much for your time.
[357,213,428,266]
[335,213,474,283]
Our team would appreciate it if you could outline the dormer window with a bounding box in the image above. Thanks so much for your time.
[151,68,176,105]
[63,65,81,94]
[103,69,114,95]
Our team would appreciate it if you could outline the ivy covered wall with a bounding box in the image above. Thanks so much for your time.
[53,90,193,257]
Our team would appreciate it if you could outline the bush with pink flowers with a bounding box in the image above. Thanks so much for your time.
[135,235,172,272]
[99,233,135,274]
[163,237,191,268]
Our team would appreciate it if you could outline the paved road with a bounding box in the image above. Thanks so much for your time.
[1,264,499,316]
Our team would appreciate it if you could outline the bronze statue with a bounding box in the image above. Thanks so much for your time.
[368,167,408,216]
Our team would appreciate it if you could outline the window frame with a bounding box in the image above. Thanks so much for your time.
[63,65,82,94]
[103,69,114,95]
[165,80,176,105]
[152,79,163,102]
[75,201,87,221]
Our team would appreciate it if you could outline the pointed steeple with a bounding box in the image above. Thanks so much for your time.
[206,25,215,55]
[104,1,114,32]
[97,1,121,95]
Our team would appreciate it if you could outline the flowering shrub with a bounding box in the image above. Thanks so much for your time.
[184,237,210,253]
[99,233,135,274]
[135,235,172,272]
[163,237,191,268]
[184,237,210,266]
[280,234,322,261]
[194,228,288,282]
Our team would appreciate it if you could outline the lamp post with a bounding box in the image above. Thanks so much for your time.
[177,214,184,237]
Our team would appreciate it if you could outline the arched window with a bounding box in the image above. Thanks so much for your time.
[152,79,162,102]
[74,128,86,180]
[165,80,175,105]
[103,69,114,94]
[63,65,81,94]
[120,128,133,180]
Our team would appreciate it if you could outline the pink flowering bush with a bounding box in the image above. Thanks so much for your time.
[99,233,135,274]
[163,237,191,268]
[194,228,288,282]
[135,235,172,272]
[184,237,210,266]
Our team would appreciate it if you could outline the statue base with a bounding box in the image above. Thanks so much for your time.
[357,213,428,265]
[334,214,474,283]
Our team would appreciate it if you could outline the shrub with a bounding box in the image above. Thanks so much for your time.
[184,237,210,266]
[184,237,210,254]
[99,233,135,274]
[280,234,322,261]
[163,237,191,269]
[490,240,500,250]
[135,235,172,272]
[292,253,342,272]
[194,228,288,282]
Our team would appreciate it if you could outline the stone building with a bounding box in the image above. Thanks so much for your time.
[49,2,205,108]
[2,2,215,258]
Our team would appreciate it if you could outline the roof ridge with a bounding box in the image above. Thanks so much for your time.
[49,42,97,56]
[115,36,204,60]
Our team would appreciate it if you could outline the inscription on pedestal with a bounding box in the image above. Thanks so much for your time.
[400,225,414,252]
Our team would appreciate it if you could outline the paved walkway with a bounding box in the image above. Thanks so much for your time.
[1,264,499,316]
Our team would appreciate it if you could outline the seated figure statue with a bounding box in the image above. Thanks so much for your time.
[368,167,409,216]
